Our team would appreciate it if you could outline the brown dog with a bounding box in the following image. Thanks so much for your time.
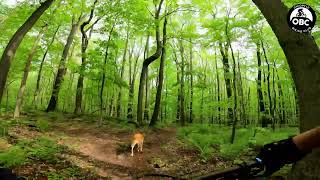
[131,132,144,156]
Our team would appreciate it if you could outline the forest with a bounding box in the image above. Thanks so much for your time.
[0,0,319,179]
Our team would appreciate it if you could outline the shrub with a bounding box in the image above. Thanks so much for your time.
[28,137,63,163]
[36,119,51,132]
[178,124,298,161]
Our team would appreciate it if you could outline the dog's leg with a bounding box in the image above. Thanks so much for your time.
[131,143,135,156]
[140,141,143,152]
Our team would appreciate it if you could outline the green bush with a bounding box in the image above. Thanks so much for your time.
[0,146,28,167]
[36,119,51,132]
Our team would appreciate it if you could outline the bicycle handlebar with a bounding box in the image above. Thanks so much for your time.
[192,158,265,180]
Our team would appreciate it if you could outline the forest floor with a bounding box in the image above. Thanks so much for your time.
[0,112,231,179]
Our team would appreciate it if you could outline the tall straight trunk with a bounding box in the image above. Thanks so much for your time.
[219,42,233,124]
[276,71,285,126]
[215,51,221,124]
[137,0,164,126]
[150,16,167,127]
[143,41,150,121]
[33,24,60,108]
[237,59,246,126]
[0,0,55,104]
[272,60,277,129]
[229,42,238,144]
[46,18,79,112]
[14,26,46,118]
[116,31,129,118]
[173,52,181,124]
[99,25,115,120]
[262,41,274,129]
[256,42,266,126]
[127,50,139,121]
[253,0,320,178]
[189,40,193,123]
[179,40,185,126]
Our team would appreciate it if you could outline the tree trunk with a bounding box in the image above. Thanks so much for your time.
[219,42,233,124]
[150,16,167,127]
[100,25,115,120]
[253,0,320,178]
[127,49,139,121]
[189,39,194,123]
[173,52,181,124]
[136,0,164,126]
[229,42,238,144]
[0,0,55,104]
[179,40,185,126]
[116,31,129,118]
[14,25,46,118]
[33,24,60,108]
[215,50,221,124]
[46,18,79,112]
[75,1,98,114]
[262,41,275,129]
[237,58,246,126]
[256,42,266,126]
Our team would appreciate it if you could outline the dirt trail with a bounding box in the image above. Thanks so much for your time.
[7,117,222,179]
[53,121,180,179]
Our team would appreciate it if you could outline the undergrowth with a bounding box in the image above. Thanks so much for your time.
[177,124,298,162]
[0,136,64,167]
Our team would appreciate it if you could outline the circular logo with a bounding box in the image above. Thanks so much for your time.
[287,4,316,33]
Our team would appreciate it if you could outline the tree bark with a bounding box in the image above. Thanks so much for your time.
[179,40,185,126]
[219,42,233,124]
[14,25,46,118]
[189,39,194,123]
[136,0,164,126]
[262,41,275,129]
[33,24,60,109]
[127,48,140,121]
[0,0,55,104]
[256,42,266,126]
[100,25,115,120]
[215,52,221,124]
[75,0,98,114]
[46,18,79,112]
[150,16,167,127]
[116,31,129,118]
[253,0,320,178]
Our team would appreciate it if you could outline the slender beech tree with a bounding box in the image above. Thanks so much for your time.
[189,39,194,123]
[150,15,168,127]
[14,25,47,118]
[46,17,80,112]
[256,42,266,126]
[178,39,186,126]
[33,24,60,108]
[100,24,116,120]
[74,0,98,114]
[116,30,129,118]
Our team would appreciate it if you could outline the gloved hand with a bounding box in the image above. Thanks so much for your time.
[256,137,309,176]
[0,168,26,180]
